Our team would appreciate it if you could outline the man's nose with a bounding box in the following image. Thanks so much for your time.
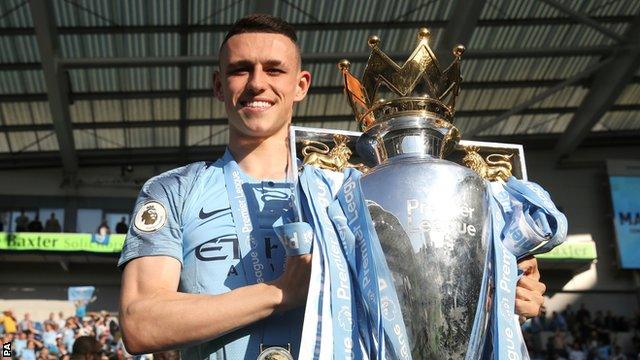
[246,68,267,93]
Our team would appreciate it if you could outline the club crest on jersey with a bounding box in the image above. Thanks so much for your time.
[134,201,167,232]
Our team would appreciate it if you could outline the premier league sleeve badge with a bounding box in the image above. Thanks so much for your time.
[133,200,168,233]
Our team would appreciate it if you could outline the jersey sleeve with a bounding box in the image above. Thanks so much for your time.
[118,164,201,268]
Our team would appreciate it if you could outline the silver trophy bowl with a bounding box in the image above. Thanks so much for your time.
[358,114,492,359]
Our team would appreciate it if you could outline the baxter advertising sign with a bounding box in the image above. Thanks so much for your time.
[0,232,125,253]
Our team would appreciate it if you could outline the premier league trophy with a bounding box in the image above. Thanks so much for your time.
[341,28,491,359]
[299,28,496,359]
[294,26,566,360]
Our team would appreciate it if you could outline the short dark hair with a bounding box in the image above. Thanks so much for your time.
[72,336,102,358]
[221,14,298,50]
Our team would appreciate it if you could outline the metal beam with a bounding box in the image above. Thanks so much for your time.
[539,0,626,43]
[57,45,626,69]
[11,77,640,103]
[437,0,487,61]
[555,14,640,159]
[4,104,640,132]
[28,0,78,174]
[465,57,614,138]
[0,16,634,36]
[2,131,640,170]
[4,45,626,72]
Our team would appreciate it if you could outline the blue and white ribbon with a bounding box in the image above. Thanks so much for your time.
[296,161,567,360]
[298,167,362,360]
[487,177,568,360]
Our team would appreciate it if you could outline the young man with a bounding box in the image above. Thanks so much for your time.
[118,14,546,359]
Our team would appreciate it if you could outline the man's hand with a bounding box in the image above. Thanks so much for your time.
[515,256,546,320]
[271,254,312,312]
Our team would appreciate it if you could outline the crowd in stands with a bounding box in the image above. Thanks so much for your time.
[0,310,180,359]
[524,304,640,359]
[2,304,639,359]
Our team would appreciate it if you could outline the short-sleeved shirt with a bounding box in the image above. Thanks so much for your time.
[118,151,303,359]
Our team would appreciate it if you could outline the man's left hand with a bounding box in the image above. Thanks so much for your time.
[515,256,546,320]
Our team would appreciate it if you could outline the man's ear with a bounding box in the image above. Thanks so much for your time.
[293,70,312,102]
[212,70,225,102]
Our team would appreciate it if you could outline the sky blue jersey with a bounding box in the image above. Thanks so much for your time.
[118,150,304,359]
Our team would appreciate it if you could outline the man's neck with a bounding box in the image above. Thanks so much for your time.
[228,127,290,181]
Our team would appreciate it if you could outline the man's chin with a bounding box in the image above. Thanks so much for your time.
[233,123,287,140]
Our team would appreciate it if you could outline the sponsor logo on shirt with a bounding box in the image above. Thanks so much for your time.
[199,207,229,220]
[195,237,240,261]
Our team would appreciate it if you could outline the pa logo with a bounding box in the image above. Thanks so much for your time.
[337,305,353,332]
[381,297,396,321]
[3,342,11,357]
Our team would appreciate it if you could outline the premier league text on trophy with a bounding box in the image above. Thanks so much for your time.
[406,199,477,237]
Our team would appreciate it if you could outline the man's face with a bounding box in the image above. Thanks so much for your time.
[214,32,311,139]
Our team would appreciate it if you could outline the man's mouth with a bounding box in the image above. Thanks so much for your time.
[240,100,274,111]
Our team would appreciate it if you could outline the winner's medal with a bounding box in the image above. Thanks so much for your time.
[257,344,294,360]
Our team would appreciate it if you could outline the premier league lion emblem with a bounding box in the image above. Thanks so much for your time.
[141,206,158,225]
[134,201,167,232]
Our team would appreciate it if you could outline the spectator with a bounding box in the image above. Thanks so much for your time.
[15,209,29,232]
[44,213,62,232]
[43,313,56,329]
[1,310,17,334]
[552,311,568,332]
[611,345,627,360]
[19,313,34,333]
[577,303,591,323]
[13,331,27,357]
[22,339,39,360]
[27,214,43,232]
[56,312,66,331]
[37,347,54,360]
[115,217,128,234]
[71,336,105,360]
[567,341,587,360]
[42,323,57,352]
[0,211,6,231]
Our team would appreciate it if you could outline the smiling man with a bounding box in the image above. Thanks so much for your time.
[118,14,546,360]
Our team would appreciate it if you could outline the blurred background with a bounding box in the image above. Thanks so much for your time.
[0,0,639,358]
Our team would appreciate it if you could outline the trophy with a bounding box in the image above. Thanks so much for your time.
[340,28,491,359]
[301,28,503,359]
[290,24,562,359]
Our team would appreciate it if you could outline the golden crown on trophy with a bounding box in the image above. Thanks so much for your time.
[338,27,464,131]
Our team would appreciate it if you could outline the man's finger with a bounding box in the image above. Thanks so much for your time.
[517,256,540,281]
[515,299,542,318]
[515,287,544,306]
[517,275,546,295]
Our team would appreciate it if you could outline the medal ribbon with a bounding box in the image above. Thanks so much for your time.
[297,166,362,360]
[222,150,310,358]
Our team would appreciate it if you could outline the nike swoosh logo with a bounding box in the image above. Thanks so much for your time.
[199,207,229,220]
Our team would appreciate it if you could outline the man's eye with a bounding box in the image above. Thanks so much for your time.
[266,68,284,74]
[228,69,248,75]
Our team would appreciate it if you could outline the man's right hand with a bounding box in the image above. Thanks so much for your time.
[271,254,312,312]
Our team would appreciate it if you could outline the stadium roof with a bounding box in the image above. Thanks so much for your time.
[1,0,639,172]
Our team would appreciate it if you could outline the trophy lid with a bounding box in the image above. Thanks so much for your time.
[338,28,464,131]
[339,27,465,161]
